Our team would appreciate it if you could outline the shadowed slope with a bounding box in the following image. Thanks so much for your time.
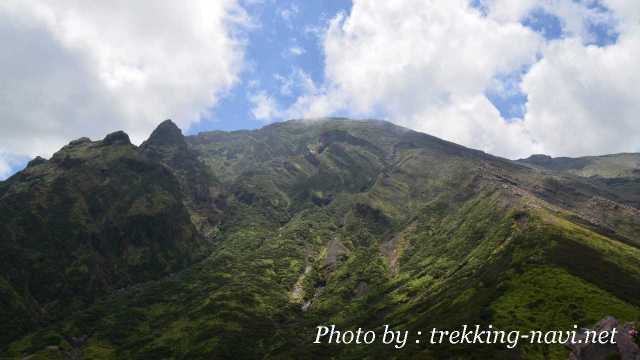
[3,118,640,359]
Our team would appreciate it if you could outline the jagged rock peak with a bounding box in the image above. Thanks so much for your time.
[68,137,91,147]
[26,156,47,168]
[143,119,185,147]
[102,130,131,146]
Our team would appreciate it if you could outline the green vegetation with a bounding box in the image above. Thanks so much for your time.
[2,118,640,359]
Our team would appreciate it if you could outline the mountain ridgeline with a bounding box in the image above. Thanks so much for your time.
[2,118,640,359]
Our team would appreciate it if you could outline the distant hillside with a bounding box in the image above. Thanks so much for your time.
[518,153,640,178]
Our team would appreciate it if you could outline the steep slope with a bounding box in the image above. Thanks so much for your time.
[0,130,208,346]
[517,153,640,243]
[141,120,225,239]
[518,153,640,208]
[3,119,640,359]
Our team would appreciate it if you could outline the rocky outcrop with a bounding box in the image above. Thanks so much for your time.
[0,130,207,345]
[567,317,639,360]
[141,119,186,148]
[141,119,224,239]
[102,130,131,146]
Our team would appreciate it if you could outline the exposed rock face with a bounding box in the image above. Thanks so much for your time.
[324,237,349,271]
[141,119,224,238]
[68,137,92,147]
[619,323,640,360]
[102,130,130,145]
[26,156,46,168]
[568,317,640,360]
[142,119,186,148]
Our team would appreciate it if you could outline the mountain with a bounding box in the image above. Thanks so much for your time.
[0,130,208,345]
[519,153,640,179]
[2,118,640,359]
[518,153,640,229]
[140,120,225,239]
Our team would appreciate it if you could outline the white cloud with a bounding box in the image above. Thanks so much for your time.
[280,0,640,158]
[486,0,640,156]
[282,0,543,158]
[274,74,293,96]
[274,68,317,98]
[289,46,306,56]
[522,32,640,156]
[3,0,639,169]
[249,91,281,122]
[0,155,12,180]
[483,0,618,44]
[479,0,538,22]
[254,67,325,122]
[604,0,640,31]
[279,3,299,28]
[0,0,248,168]
[0,153,27,180]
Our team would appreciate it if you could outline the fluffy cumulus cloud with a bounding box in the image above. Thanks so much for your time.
[278,0,543,158]
[277,0,640,158]
[522,34,640,156]
[3,0,640,178]
[0,0,248,177]
[520,1,640,156]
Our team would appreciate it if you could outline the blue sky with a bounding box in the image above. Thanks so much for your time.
[188,0,352,134]
[1,0,637,179]
[188,0,619,132]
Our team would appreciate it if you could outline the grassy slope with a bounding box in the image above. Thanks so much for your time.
[9,188,640,359]
[3,119,640,359]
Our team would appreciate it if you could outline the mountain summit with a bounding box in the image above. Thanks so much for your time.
[2,118,640,359]
[142,119,186,148]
